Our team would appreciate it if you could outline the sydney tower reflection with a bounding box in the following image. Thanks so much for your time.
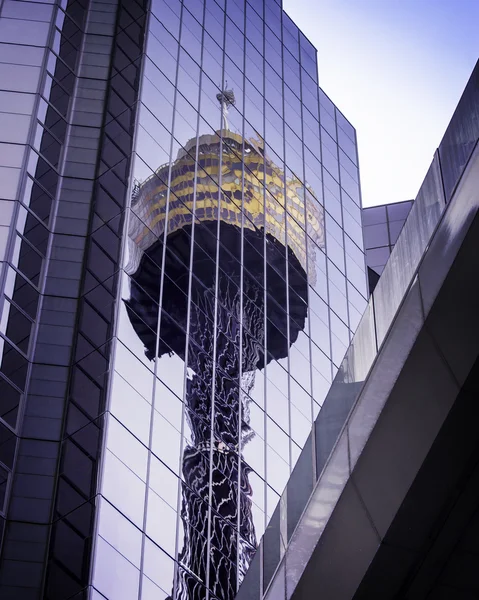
[125,92,323,600]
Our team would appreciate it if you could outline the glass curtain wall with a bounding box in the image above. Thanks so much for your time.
[0,0,82,518]
[0,0,90,573]
[363,200,414,294]
[93,1,366,599]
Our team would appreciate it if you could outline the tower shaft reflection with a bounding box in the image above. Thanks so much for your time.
[176,274,260,599]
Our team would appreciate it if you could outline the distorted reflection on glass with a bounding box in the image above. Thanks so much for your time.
[124,73,324,598]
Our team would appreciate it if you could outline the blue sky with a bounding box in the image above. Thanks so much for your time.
[283,0,479,206]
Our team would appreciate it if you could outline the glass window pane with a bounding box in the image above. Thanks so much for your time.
[362,205,387,227]
[93,536,140,599]
[0,91,35,115]
[109,371,151,445]
[0,143,26,168]
[0,43,45,66]
[106,416,148,482]
[0,166,21,200]
[101,450,145,527]
[0,63,41,93]
[97,498,142,568]
[366,246,390,268]
[363,223,389,249]
[2,1,53,21]
[143,538,175,592]
[0,19,50,46]
[145,488,177,555]
[387,200,413,222]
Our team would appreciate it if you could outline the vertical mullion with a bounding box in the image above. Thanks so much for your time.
[205,4,227,598]
[236,0,247,591]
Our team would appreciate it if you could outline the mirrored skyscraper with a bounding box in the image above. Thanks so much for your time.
[0,0,366,598]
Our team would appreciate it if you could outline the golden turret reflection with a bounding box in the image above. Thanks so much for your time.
[127,130,324,283]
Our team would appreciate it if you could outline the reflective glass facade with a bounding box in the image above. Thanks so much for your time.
[0,0,366,598]
[362,199,414,294]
